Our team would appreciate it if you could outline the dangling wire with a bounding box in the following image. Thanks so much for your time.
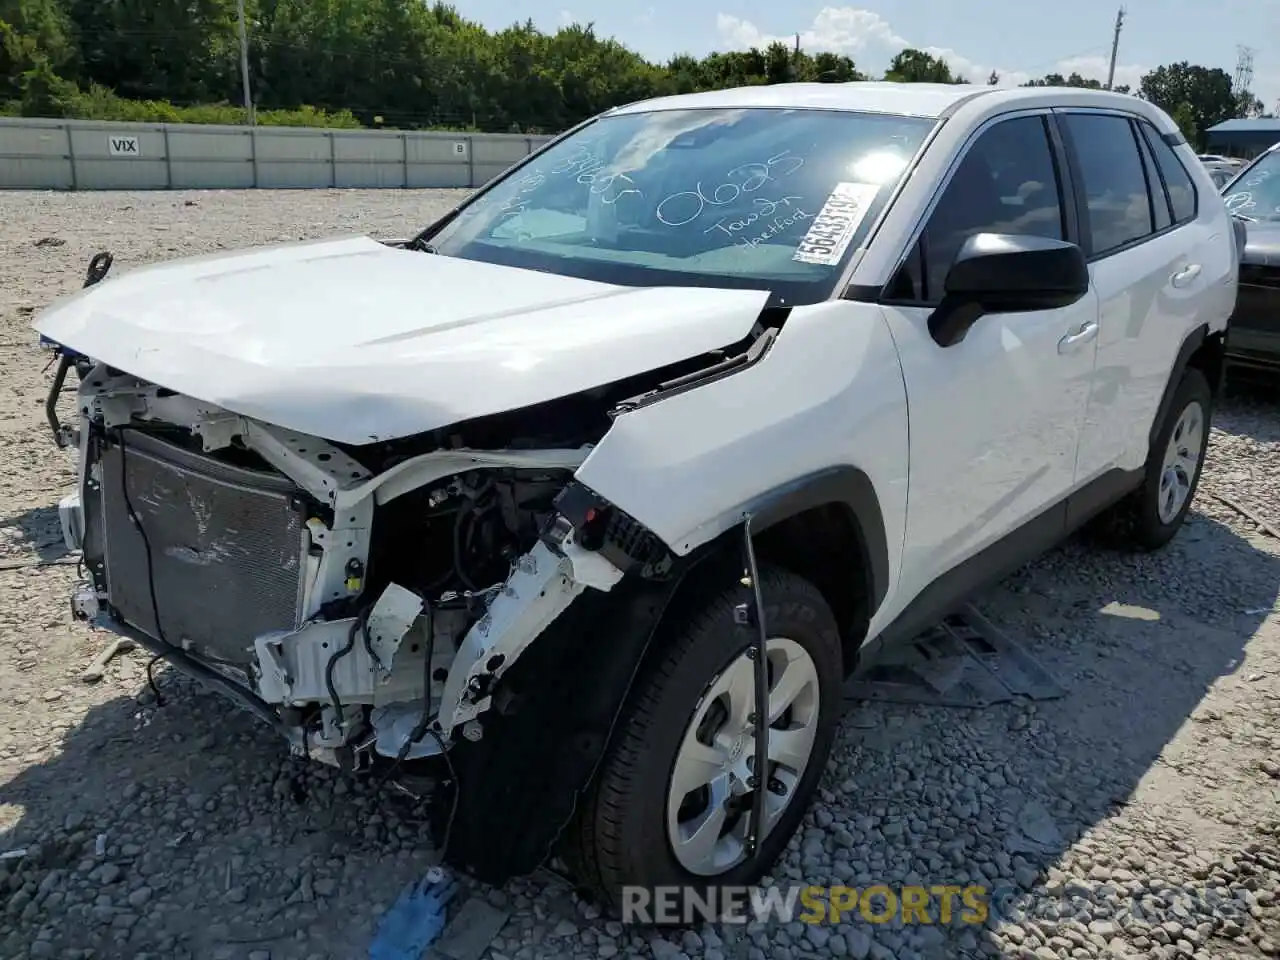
[146,655,165,706]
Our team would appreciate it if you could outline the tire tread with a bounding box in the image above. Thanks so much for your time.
[567,566,838,912]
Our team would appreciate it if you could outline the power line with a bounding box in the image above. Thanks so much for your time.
[1105,6,1125,91]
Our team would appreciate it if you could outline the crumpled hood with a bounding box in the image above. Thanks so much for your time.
[35,236,770,444]
[1242,220,1280,267]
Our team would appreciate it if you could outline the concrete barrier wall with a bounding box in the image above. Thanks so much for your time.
[0,118,555,191]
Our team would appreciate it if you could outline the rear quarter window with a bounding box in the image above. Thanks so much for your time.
[1140,123,1198,223]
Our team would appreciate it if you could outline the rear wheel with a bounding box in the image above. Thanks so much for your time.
[566,566,843,916]
[1095,366,1212,550]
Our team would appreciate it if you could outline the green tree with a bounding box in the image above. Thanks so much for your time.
[1023,72,1130,94]
[884,48,960,84]
[64,0,241,104]
[0,2,880,131]
[1139,62,1236,145]
[0,0,77,101]
[812,51,863,82]
[1235,91,1265,119]
[1170,101,1199,147]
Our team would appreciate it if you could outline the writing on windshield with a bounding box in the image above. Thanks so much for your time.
[427,107,935,305]
[1224,154,1280,220]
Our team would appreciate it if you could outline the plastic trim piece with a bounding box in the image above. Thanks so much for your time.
[747,465,890,616]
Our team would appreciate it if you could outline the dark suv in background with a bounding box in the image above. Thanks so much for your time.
[1222,145,1280,373]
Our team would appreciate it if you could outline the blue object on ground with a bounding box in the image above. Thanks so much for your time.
[369,867,459,960]
[38,335,83,360]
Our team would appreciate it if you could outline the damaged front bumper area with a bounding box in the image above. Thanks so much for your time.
[52,363,635,772]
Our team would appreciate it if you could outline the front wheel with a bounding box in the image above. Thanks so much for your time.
[566,566,844,916]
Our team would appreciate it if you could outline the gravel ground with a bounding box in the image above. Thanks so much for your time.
[1,189,1279,960]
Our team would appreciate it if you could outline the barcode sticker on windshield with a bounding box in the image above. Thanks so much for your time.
[792,182,880,265]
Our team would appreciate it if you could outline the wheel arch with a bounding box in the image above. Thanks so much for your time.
[1148,323,1224,456]
[746,466,889,671]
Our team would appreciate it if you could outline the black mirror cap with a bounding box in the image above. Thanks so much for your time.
[929,233,1090,347]
[946,232,1089,304]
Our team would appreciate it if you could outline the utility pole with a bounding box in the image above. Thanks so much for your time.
[1105,6,1125,91]
[1233,45,1255,92]
[236,0,255,125]
[1234,45,1256,115]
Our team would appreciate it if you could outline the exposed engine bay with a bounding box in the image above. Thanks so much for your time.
[54,358,663,774]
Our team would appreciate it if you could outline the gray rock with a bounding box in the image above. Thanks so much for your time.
[844,931,875,960]
[90,864,121,885]
[806,925,830,949]
[127,886,152,908]
[650,937,686,960]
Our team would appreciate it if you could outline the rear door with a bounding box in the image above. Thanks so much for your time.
[1057,111,1218,483]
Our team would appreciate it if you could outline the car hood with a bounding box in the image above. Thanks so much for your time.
[35,236,770,444]
[1242,220,1280,267]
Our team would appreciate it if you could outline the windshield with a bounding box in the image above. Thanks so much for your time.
[1223,149,1280,221]
[426,107,936,306]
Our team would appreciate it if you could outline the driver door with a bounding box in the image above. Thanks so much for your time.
[877,112,1100,610]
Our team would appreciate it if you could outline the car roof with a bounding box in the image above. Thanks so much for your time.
[607,81,1153,121]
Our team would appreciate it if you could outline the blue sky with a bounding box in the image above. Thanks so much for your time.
[456,0,1279,110]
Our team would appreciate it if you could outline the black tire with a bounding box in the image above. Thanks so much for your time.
[1096,366,1212,551]
[565,565,843,919]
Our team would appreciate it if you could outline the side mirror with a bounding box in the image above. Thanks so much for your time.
[929,232,1090,347]
[1230,215,1247,264]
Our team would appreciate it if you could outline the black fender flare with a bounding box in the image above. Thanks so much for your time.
[746,465,890,620]
[1147,324,1217,456]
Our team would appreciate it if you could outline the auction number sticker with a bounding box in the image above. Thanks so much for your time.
[792,182,880,265]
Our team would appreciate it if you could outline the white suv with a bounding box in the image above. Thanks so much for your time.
[36,82,1237,910]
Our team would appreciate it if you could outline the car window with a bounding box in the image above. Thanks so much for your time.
[1140,122,1197,223]
[1221,148,1280,221]
[1133,125,1173,231]
[915,115,1064,301]
[1061,113,1153,256]
[426,107,936,307]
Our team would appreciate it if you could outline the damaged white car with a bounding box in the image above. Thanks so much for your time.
[36,82,1236,910]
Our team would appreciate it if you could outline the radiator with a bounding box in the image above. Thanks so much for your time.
[91,429,307,667]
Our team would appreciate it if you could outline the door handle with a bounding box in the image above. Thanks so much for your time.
[1058,320,1099,354]
[1171,263,1202,288]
